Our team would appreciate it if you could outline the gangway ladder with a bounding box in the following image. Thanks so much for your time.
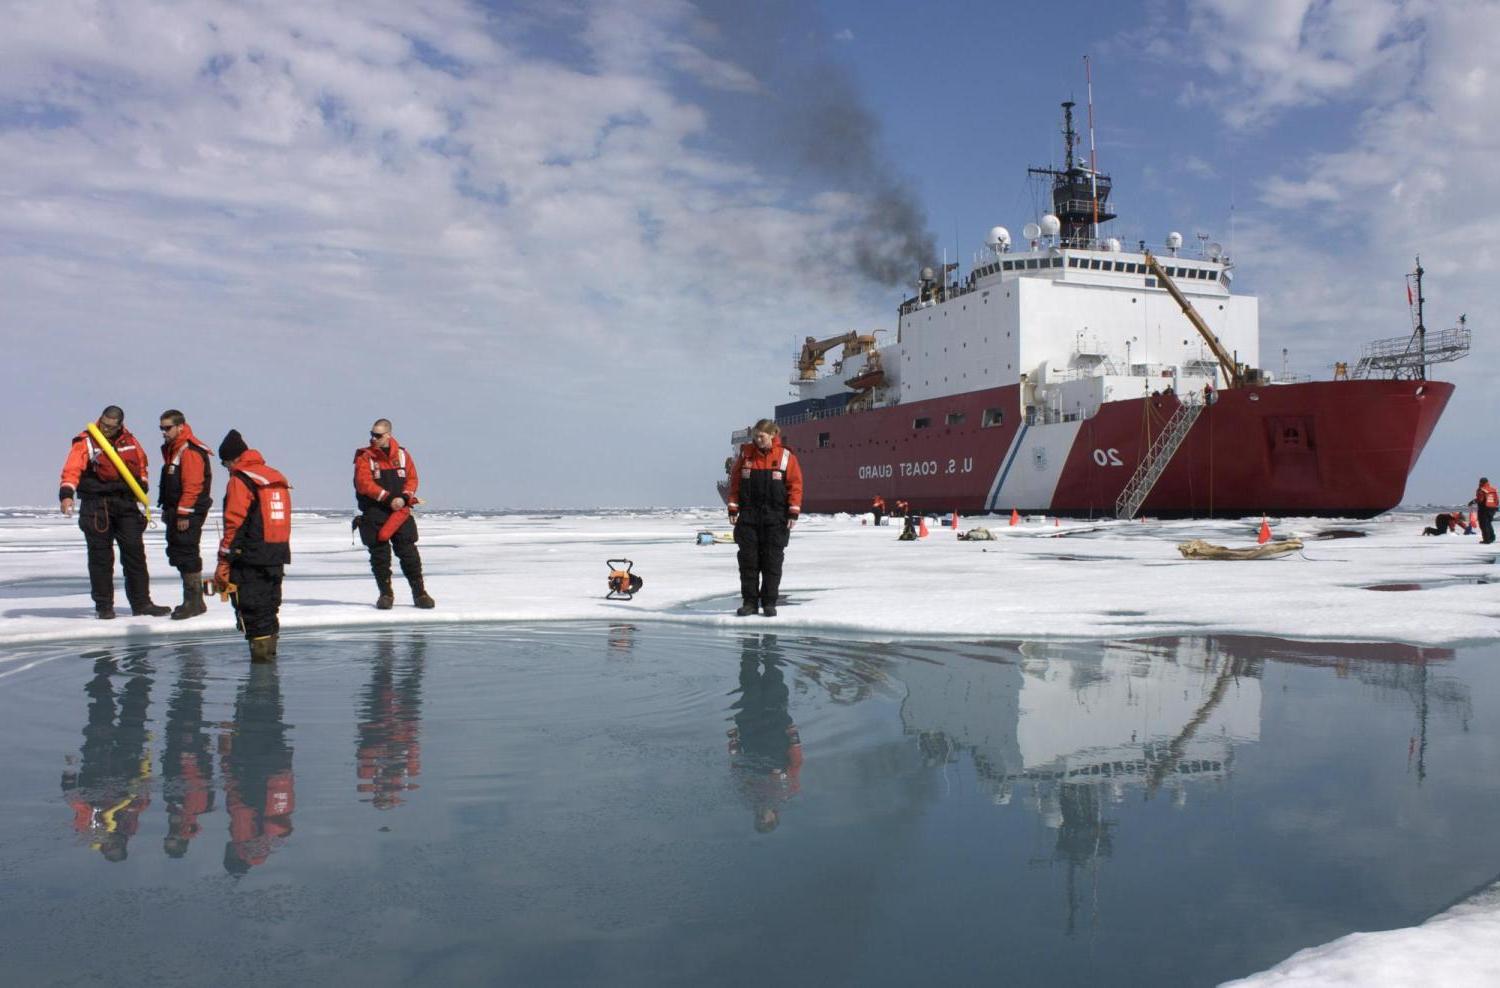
[1114,397,1204,520]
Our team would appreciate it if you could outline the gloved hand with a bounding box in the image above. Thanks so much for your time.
[728,513,738,525]
[390,496,406,510]
[787,517,797,531]
[213,561,232,595]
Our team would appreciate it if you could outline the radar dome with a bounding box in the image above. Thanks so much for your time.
[1023,222,1042,241]
[987,226,1011,251]
[1208,241,1223,260]
[920,266,935,281]
[1166,231,1183,250]
[1040,214,1061,237]
[1105,237,1122,252]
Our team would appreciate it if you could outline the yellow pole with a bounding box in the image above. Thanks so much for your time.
[85,422,152,523]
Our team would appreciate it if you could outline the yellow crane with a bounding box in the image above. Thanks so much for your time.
[1142,251,1245,388]
[796,331,878,382]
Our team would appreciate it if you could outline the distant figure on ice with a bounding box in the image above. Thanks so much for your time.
[157,410,213,620]
[727,637,802,833]
[871,494,886,526]
[1470,477,1497,544]
[354,419,434,610]
[1422,511,1469,536]
[58,406,171,619]
[214,430,291,663]
[727,419,803,617]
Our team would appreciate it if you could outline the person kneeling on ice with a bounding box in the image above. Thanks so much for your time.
[213,430,291,663]
[727,419,803,617]
[1422,511,1469,536]
[354,419,434,610]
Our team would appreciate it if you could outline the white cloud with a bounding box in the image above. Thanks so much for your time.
[1,0,901,505]
[1146,0,1500,502]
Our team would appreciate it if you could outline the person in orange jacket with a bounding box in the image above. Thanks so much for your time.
[871,494,886,526]
[354,419,434,610]
[157,410,214,620]
[214,430,292,663]
[61,648,154,861]
[1470,477,1498,545]
[58,406,170,619]
[727,637,803,833]
[220,663,294,876]
[727,419,803,617]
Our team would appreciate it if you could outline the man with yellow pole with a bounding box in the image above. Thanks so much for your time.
[59,406,171,619]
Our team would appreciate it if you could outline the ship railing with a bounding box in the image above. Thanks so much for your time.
[1114,396,1205,520]
[1351,324,1471,379]
[775,403,851,428]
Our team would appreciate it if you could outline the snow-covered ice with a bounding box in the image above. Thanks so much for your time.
[3,506,1498,986]
[1,508,1497,647]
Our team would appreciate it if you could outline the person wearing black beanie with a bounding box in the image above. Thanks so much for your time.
[213,431,291,662]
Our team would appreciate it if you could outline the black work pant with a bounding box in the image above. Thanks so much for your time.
[1480,506,1495,544]
[735,520,789,606]
[358,511,424,593]
[230,563,283,640]
[164,511,208,574]
[79,498,152,611]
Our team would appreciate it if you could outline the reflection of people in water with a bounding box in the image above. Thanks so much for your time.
[727,635,803,833]
[162,645,215,858]
[220,663,295,875]
[62,648,154,861]
[356,635,426,810]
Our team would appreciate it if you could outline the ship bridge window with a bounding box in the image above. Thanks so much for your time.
[1089,259,1101,270]
[1025,259,1039,270]
[1103,261,1116,271]
[946,411,966,426]
[982,408,1004,428]
[1068,257,1081,268]
[1002,260,1014,271]
[913,416,931,429]
[1050,257,1063,268]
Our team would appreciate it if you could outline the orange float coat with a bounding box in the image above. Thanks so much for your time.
[159,424,212,517]
[354,439,419,510]
[727,438,803,524]
[218,451,292,568]
[59,426,149,502]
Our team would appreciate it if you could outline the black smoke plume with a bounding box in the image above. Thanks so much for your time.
[683,3,936,287]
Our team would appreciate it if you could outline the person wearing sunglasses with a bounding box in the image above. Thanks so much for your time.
[58,406,170,619]
[157,410,214,619]
[353,419,435,610]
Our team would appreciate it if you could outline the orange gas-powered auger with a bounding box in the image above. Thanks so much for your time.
[606,559,643,600]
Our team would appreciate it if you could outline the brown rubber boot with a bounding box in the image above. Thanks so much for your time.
[249,635,278,663]
[172,572,207,620]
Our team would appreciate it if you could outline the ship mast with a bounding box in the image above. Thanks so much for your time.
[1413,256,1427,380]
[1028,100,1116,248]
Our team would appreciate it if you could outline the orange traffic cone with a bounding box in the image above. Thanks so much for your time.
[1010,508,1019,527]
[918,516,929,538]
[1257,516,1271,544]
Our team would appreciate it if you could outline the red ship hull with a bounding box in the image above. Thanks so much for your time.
[724,380,1451,518]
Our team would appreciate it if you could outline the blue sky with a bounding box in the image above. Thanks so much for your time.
[3,0,1495,508]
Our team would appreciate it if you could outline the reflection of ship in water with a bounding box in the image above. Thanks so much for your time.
[61,647,155,862]
[902,638,1258,813]
[220,664,295,875]
[356,635,426,810]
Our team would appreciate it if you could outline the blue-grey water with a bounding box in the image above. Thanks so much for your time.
[1,625,1496,986]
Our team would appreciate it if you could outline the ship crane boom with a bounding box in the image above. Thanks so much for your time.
[1143,251,1244,388]
[797,331,877,382]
